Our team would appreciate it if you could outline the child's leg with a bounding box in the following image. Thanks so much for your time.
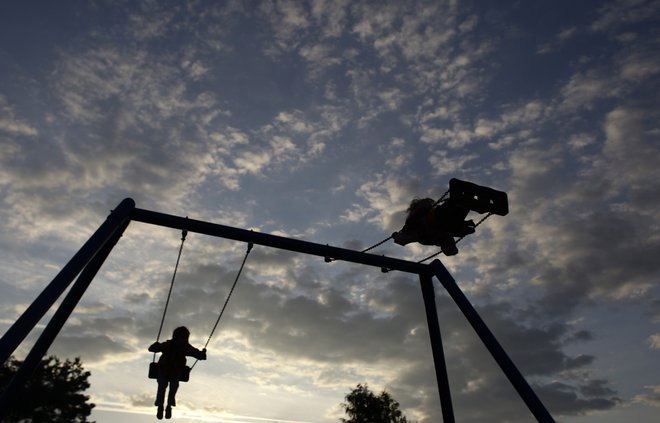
[155,380,167,406]
[167,380,180,407]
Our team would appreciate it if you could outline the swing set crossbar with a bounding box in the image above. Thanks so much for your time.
[130,207,429,275]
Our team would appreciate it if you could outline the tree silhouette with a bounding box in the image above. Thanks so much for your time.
[0,355,95,422]
[341,383,411,423]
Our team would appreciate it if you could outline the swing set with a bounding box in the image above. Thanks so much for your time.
[0,179,556,423]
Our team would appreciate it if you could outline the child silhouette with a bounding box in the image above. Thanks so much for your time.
[148,326,206,419]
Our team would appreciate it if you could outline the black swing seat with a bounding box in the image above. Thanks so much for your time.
[148,362,191,382]
[449,178,509,216]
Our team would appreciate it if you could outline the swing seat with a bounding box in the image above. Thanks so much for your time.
[148,362,191,383]
[449,178,509,216]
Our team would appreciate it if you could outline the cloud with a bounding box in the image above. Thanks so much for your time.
[599,107,660,191]
[298,42,342,73]
[534,380,621,416]
[590,0,660,32]
[429,151,479,176]
[0,25,344,243]
[559,69,621,111]
[487,94,660,311]
[347,174,424,232]
[537,26,578,54]
[568,133,597,151]
[274,111,317,134]
[126,3,178,41]
[0,95,38,137]
[633,385,660,407]
[0,44,225,222]
[234,150,273,174]
[260,0,311,53]
[618,50,660,81]
[558,41,659,112]
[51,334,133,364]
[648,334,660,350]
[352,1,459,62]
[311,0,350,38]
[383,138,414,170]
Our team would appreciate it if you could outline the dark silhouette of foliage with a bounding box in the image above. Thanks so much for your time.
[0,355,95,423]
[341,383,411,423]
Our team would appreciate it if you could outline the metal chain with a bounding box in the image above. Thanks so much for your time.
[325,235,393,263]
[153,228,188,363]
[360,235,393,253]
[432,189,450,207]
[190,242,254,371]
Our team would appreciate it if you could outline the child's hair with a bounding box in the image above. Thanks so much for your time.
[407,198,434,213]
[172,326,190,342]
[405,198,435,224]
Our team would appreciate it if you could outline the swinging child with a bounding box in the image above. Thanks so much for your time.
[148,326,207,419]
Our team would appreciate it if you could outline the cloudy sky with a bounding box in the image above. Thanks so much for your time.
[1,0,659,422]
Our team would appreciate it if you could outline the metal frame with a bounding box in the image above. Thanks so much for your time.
[0,198,555,422]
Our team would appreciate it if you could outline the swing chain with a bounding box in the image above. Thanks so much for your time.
[189,241,253,371]
[153,228,188,362]
[432,188,450,207]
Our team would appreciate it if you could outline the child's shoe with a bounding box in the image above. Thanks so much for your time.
[165,406,172,419]
[156,405,164,420]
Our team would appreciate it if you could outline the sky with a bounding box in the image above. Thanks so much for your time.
[0,0,659,422]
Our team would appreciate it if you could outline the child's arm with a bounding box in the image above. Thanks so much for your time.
[148,341,164,352]
[186,345,207,360]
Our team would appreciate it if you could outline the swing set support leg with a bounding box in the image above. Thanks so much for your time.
[0,198,135,365]
[0,219,130,419]
[419,272,455,423]
[430,260,555,423]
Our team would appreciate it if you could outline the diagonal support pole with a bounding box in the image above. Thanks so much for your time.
[0,198,135,364]
[419,272,455,423]
[0,219,130,419]
[429,260,555,423]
